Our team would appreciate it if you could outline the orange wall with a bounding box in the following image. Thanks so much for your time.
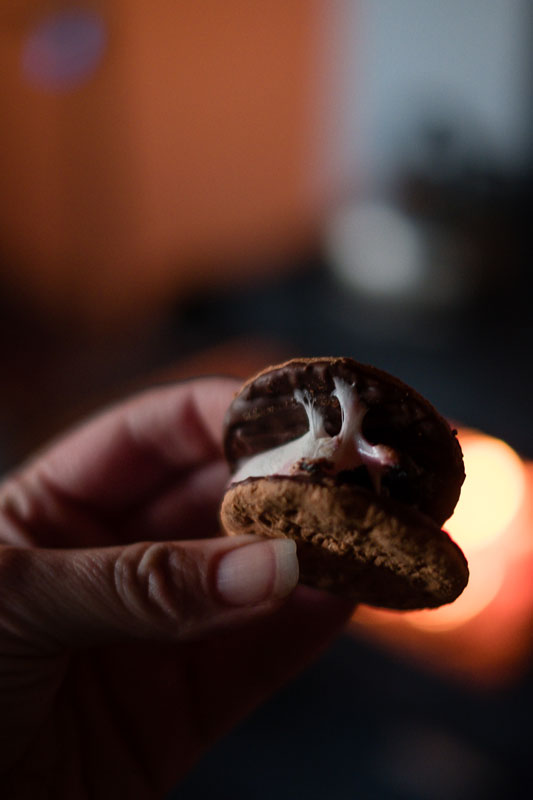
[0,1,325,325]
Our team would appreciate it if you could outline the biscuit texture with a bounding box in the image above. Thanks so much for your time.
[221,477,469,610]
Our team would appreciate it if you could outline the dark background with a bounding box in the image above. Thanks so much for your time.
[1,3,532,799]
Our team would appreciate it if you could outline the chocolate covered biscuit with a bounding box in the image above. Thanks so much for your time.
[220,357,468,609]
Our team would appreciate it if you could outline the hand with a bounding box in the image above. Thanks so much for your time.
[0,378,353,799]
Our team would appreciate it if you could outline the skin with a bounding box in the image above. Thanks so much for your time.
[0,378,353,799]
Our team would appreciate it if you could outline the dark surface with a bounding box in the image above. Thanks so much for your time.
[171,634,532,800]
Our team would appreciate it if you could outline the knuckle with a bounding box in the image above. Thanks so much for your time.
[0,470,58,546]
[0,476,36,542]
[113,543,207,634]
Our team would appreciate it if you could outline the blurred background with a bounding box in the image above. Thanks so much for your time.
[1,1,532,798]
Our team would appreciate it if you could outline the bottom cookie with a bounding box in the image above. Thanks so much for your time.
[220,477,469,610]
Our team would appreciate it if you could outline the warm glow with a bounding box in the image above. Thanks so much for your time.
[407,430,527,632]
[351,442,533,685]
[446,432,526,550]
[407,548,505,631]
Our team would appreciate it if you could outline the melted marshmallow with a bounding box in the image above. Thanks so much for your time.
[231,378,397,490]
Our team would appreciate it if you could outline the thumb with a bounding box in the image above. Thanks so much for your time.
[0,536,299,650]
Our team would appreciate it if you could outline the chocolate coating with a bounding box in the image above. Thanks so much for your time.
[223,357,465,526]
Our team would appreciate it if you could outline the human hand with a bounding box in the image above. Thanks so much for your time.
[0,378,353,799]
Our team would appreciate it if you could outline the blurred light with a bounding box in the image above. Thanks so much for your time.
[407,431,526,632]
[446,432,526,550]
[325,201,425,299]
[21,9,108,92]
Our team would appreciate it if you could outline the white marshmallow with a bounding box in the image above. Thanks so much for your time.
[231,378,396,490]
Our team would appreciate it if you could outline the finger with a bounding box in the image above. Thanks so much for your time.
[117,461,230,544]
[0,457,230,549]
[21,378,240,513]
[0,536,299,650]
[0,378,239,547]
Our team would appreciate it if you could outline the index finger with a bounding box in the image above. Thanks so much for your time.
[25,377,240,513]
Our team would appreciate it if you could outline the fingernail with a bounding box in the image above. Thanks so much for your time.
[216,539,299,606]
